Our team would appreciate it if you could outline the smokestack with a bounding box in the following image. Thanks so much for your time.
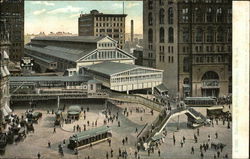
[131,20,134,42]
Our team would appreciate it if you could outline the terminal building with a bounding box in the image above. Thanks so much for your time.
[81,61,163,93]
[25,36,135,74]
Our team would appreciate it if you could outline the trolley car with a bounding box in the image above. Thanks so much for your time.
[184,97,216,107]
[68,126,111,150]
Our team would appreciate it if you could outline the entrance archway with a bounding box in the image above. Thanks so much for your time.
[201,71,219,97]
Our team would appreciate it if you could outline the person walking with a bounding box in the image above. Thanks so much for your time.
[106,152,109,159]
[180,140,184,148]
[48,141,51,148]
[197,128,200,136]
[183,136,186,143]
[37,152,41,159]
[53,127,56,133]
[158,149,161,157]
[191,146,194,154]
[215,132,218,139]
[110,149,113,158]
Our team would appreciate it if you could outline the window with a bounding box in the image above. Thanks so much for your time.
[168,7,174,24]
[216,8,223,22]
[148,29,153,43]
[228,9,232,23]
[217,27,224,42]
[196,28,203,42]
[182,28,189,42]
[160,27,165,43]
[148,0,153,9]
[195,7,203,22]
[206,27,214,42]
[168,27,174,43]
[159,9,165,24]
[183,78,190,84]
[227,29,232,42]
[159,0,164,5]
[148,12,153,26]
[206,8,213,22]
[182,8,188,23]
[183,57,189,72]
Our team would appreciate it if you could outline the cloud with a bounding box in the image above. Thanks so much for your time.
[33,9,47,15]
[47,6,81,14]
[112,3,123,8]
[127,2,140,8]
[32,1,55,6]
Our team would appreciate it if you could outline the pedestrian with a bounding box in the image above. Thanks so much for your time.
[225,153,228,159]
[53,127,56,133]
[173,137,176,145]
[140,116,143,121]
[201,151,204,159]
[214,154,217,159]
[108,139,111,146]
[197,128,200,136]
[180,140,183,148]
[191,146,194,154]
[48,141,51,148]
[118,121,120,127]
[37,152,41,159]
[220,144,223,152]
[135,127,138,133]
[208,134,211,142]
[147,149,150,156]
[158,149,161,156]
[125,136,128,143]
[217,151,220,158]
[134,151,138,158]
[106,151,109,159]
[200,144,203,152]
[111,149,113,158]
[183,136,186,143]
[215,132,218,139]
[122,139,125,145]
[119,148,121,157]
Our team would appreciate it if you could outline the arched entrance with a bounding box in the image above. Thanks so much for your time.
[201,71,219,97]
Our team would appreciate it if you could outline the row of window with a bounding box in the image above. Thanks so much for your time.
[159,46,174,53]
[159,55,174,63]
[182,28,231,43]
[111,74,162,83]
[98,43,116,48]
[193,45,231,53]
[96,28,123,32]
[148,28,174,43]
[95,17,124,21]
[85,51,128,60]
[181,8,232,23]
[96,23,123,27]
[149,7,174,26]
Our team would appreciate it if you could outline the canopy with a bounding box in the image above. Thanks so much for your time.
[68,105,81,113]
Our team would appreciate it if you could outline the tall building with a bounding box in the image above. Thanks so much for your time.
[143,0,232,98]
[78,10,127,49]
[0,0,24,62]
[0,18,12,131]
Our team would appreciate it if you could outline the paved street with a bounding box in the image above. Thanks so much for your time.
[2,101,231,159]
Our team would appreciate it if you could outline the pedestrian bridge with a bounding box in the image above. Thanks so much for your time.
[138,107,209,150]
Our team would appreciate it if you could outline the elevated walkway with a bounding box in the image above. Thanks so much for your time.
[138,107,209,150]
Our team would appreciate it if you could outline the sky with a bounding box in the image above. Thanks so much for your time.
[25,1,143,35]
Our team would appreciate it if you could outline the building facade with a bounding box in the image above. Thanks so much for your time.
[0,0,24,62]
[0,18,12,131]
[78,10,127,49]
[143,0,232,98]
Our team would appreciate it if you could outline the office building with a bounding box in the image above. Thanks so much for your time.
[0,0,24,62]
[78,10,127,49]
[143,0,232,98]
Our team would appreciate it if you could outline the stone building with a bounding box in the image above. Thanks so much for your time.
[78,10,127,49]
[0,0,24,62]
[0,18,12,131]
[143,0,232,98]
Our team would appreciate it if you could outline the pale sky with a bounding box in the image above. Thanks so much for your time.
[25,1,143,35]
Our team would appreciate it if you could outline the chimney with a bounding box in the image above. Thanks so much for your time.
[131,20,134,42]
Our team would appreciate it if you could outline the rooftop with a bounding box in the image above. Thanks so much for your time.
[83,61,162,76]
[10,75,91,82]
[32,36,105,43]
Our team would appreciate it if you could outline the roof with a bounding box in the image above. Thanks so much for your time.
[83,61,162,76]
[32,36,105,43]
[69,126,111,141]
[25,45,96,62]
[9,75,91,83]
[155,83,168,93]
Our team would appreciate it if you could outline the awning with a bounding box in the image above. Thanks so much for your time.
[3,50,9,59]
[4,66,10,75]
[0,67,7,77]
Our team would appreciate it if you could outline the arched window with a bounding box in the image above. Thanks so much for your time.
[206,8,213,22]
[196,28,203,42]
[159,9,165,24]
[148,12,153,26]
[148,0,153,10]
[202,71,219,80]
[167,27,173,43]
[206,27,214,42]
[183,57,189,72]
[148,29,153,43]
[183,78,190,84]
[216,8,223,22]
[160,27,165,43]
[217,27,224,42]
[168,7,174,24]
